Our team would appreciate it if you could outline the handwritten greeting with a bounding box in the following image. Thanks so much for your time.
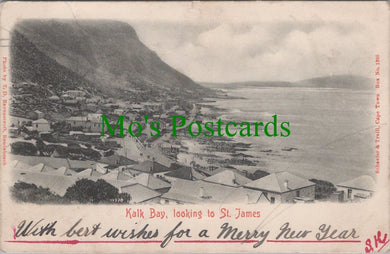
[10,217,361,249]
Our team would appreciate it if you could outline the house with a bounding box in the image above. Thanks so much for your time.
[48,95,60,102]
[71,161,99,172]
[84,133,101,139]
[113,109,125,115]
[130,173,171,193]
[117,170,135,180]
[12,155,70,169]
[160,143,180,154]
[10,116,30,128]
[161,179,267,205]
[130,104,143,112]
[13,163,76,196]
[202,170,252,187]
[34,110,45,119]
[69,131,84,137]
[163,166,206,181]
[120,184,162,204]
[86,98,100,104]
[130,160,171,174]
[99,169,124,181]
[25,163,55,173]
[66,116,88,130]
[61,95,78,105]
[102,103,120,111]
[87,114,101,122]
[13,82,35,89]
[11,160,33,172]
[66,115,103,132]
[99,154,136,167]
[27,110,45,120]
[87,118,102,133]
[9,126,18,135]
[143,102,162,112]
[86,103,98,112]
[74,114,102,132]
[175,110,186,116]
[32,119,51,132]
[95,163,110,174]
[102,171,171,193]
[75,96,85,103]
[16,172,76,196]
[45,166,73,176]
[336,175,375,201]
[63,90,86,98]
[244,172,316,203]
[11,155,95,173]
[75,168,93,178]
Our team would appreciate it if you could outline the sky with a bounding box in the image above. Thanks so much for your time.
[131,20,375,83]
[2,2,384,83]
[2,2,383,84]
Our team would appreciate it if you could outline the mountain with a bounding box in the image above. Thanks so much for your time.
[202,75,372,90]
[202,81,293,89]
[296,75,372,90]
[11,20,207,99]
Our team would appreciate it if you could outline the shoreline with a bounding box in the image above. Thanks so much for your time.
[171,92,261,177]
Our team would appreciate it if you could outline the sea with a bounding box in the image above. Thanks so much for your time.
[201,86,376,184]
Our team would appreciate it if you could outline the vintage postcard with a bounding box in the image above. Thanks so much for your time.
[0,1,388,253]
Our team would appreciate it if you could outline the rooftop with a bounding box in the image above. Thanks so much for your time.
[164,166,196,180]
[244,171,315,193]
[99,171,170,190]
[121,184,161,204]
[15,172,75,196]
[11,160,31,171]
[32,118,49,124]
[131,160,171,174]
[25,163,55,173]
[337,175,375,192]
[99,154,136,166]
[162,179,264,204]
[202,170,251,187]
[131,173,171,190]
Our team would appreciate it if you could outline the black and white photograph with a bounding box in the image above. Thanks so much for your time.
[0,2,388,253]
[8,17,377,205]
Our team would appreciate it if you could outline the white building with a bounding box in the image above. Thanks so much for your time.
[337,175,375,201]
[244,172,316,203]
[32,119,51,132]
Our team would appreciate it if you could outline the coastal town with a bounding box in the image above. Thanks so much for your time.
[9,84,375,205]
[7,19,377,205]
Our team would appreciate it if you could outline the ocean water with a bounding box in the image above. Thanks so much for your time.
[205,87,376,183]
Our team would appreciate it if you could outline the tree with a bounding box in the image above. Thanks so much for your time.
[117,193,131,203]
[11,141,37,156]
[64,178,129,204]
[35,138,45,156]
[64,178,102,203]
[35,138,56,156]
[52,121,70,133]
[11,181,64,204]
[94,179,120,203]
[42,145,55,156]
[309,179,337,200]
[247,169,270,180]
[81,148,101,161]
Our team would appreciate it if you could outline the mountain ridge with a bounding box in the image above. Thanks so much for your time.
[201,75,373,90]
[11,20,208,99]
